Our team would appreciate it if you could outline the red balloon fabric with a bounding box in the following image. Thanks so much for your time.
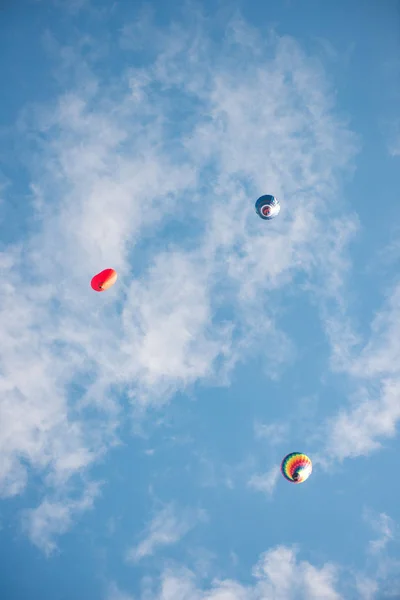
[91,269,118,292]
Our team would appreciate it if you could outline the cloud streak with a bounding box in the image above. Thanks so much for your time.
[134,545,344,599]
[1,10,358,547]
[126,504,205,562]
[248,465,281,498]
[323,280,400,461]
[21,481,101,555]
[365,510,395,555]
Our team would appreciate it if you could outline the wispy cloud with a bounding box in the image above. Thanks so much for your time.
[323,281,400,461]
[107,583,135,600]
[1,10,357,544]
[325,379,400,460]
[110,542,400,600]
[355,577,379,600]
[21,481,101,555]
[254,421,289,446]
[144,545,344,599]
[365,510,395,555]
[126,504,205,562]
[248,465,281,498]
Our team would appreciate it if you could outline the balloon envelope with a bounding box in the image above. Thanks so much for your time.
[281,452,312,484]
[255,195,280,220]
[91,269,118,292]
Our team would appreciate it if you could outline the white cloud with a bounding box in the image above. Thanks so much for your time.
[355,577,379,600]
[121,251,232,397]
[254,421,289,446]
[323,281,400,461]
[325,379,400,460]
[0,249,104,497]
[349,283,400,379]
[365,511,395,555]
[144,545,344,600]
[248,465,280,497]
[389,141,400,157]
[1,11,357,544]
[126,504,205,562]
[21,481,101,555]
[107,583,135,600]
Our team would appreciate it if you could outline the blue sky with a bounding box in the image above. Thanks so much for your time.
[1,0,400,598]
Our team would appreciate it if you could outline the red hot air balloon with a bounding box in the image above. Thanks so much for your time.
[91,269,118,292]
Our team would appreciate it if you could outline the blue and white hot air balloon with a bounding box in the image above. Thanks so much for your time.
[255,194,280,220]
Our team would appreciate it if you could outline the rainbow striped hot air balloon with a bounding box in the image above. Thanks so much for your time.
[281,452,312,484]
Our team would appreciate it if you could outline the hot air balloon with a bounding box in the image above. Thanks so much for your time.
[255,195,280,220]
[91,268,118,292]
[281,452,312,484]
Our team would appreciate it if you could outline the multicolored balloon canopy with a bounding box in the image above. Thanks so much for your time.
[281,452,312,484]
